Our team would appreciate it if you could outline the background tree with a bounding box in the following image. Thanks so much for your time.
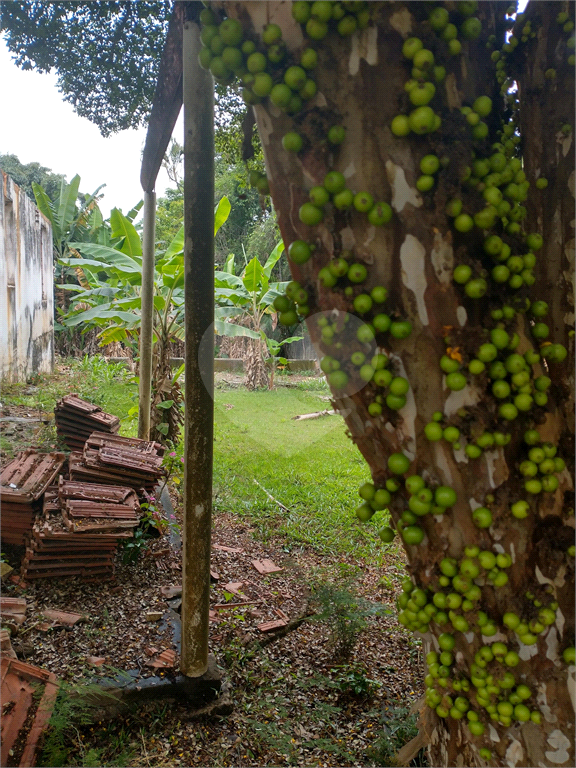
[0,153,66,200]
[1,0,172,136]
[207,2,574,766]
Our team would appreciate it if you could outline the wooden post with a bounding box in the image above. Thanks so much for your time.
[137,190,156,440]
[181,18,214,677]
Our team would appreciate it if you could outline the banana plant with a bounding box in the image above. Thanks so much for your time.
[214,241,296,388]
[32,174,109,261]
[58,196,231,441]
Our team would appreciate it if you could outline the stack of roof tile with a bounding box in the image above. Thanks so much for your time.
[20,479,140,582]
[54,395,120,451]
[0,450,66,546]
[69,432,165,495]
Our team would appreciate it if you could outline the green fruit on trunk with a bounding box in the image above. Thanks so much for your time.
[333,188,354,210]
[282,132,303,152]
[408,106,436,134]
[353,191,374,213]
[288,240,312,264]
[348,263,368,283]
[388,452,411,475]
[323,171,346,194]
[402,525,425,545]
[368,202,392,225]
[299,202,323,226]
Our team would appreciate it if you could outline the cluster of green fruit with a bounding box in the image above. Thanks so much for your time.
[273,279,310,325]
[390,3,484,139]
[424,409,512,458]
[398,571,554,735]
[355,480,394,524]
[432,305,566,430]
[409,477,456,538]
[397,557,508,641]
[515,428,566,496]
[495,8,575,78]
[292,1,372,41]
[501,592,560,647]
[374,475,459,547]
[317,321,411,396]
[198,8,319,113]
[296,169,393,228]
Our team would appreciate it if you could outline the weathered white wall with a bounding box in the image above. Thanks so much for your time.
[0,172,54,382]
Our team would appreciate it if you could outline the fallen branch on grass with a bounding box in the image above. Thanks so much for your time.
[253,479,291,513]
[292,409,336,421]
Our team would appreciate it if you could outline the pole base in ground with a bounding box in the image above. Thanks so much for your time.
[88,654,230,719]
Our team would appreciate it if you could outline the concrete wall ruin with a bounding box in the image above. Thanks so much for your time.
[0,172,54,382]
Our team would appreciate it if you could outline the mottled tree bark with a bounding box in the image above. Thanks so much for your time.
[221,2,574,765]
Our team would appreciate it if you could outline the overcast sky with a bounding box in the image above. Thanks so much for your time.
[0,41,183,219]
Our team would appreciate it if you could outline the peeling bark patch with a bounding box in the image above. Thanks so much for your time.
[343,161,356,179]
[518,638,539,661]
[389,353,416,453]
[505,737,524,767]
[430,230,454,285]
[444,72,461,110]
[483,449,501,489]
[555,608,565,638]
[433,447,453,487]
[254,105,273,147]
[545,625,559,662]
[364,225,376,247]
[195,504,204,518]
[568,666,576,714]
[488,724,500,742]
[349,25,378,75]
[385,161,422,212]
[536,563,566,588]
[389,7,412,37]
[340,227,356,250]
[557,130,573,159]
[444,385,480,417]
[545,730,571,764]
[537,683,558,723]
[400,235,429,325]
[456,306,467,327]
[307,91,327,109]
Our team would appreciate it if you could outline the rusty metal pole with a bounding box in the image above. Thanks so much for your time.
[138,190,156,440]
[181,17,214,677]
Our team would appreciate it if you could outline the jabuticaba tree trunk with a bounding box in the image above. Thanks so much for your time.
[214,2,574,765]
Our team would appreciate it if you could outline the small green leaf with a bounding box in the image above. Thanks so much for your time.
[156,400,174,410]
[214,196,231,235]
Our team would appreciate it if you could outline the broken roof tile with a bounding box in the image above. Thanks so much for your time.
[257,619,288,633]
[251,558,283,575]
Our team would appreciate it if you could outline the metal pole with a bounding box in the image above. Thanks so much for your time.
[138,190,156,440]
[181,18,214,677]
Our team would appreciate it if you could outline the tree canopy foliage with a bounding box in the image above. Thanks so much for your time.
[1,1,172,136]
[0,153,66,200]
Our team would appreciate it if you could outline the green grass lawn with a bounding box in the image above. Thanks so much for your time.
[213,387,390,559]
[2,356,395,563]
